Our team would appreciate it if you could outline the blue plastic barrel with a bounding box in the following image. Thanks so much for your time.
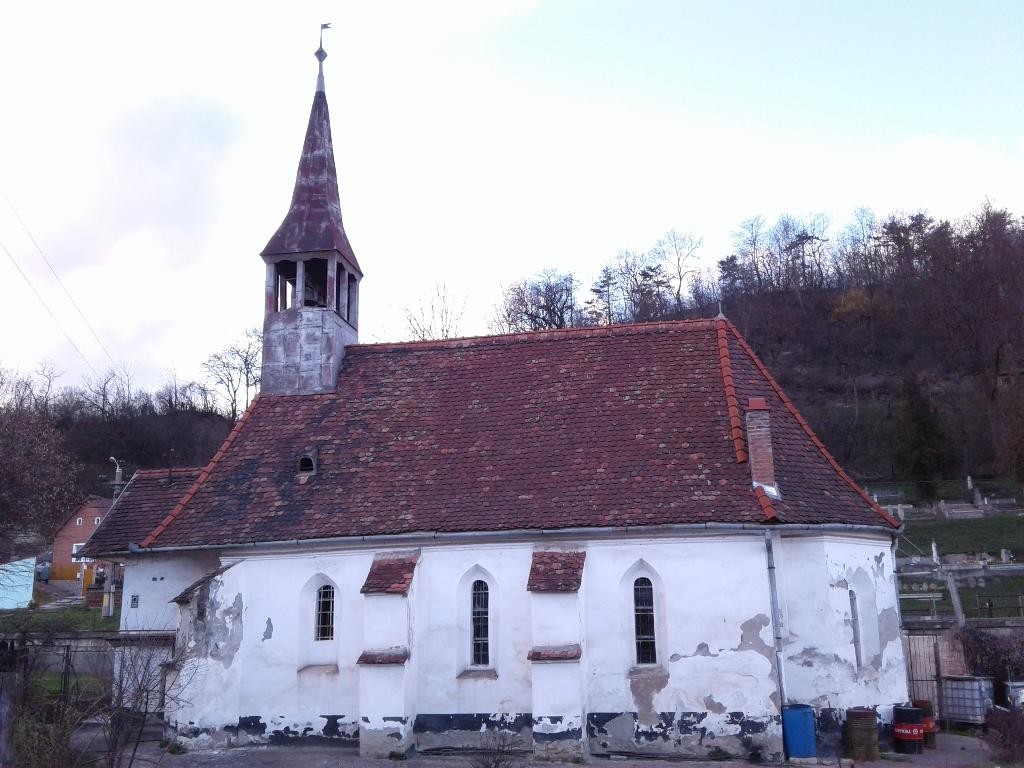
[782,704,816,758]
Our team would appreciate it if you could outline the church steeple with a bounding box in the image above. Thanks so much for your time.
[261,43,359,271]
[260,39,362,396]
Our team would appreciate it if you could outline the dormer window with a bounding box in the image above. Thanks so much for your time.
[298,450,318,474]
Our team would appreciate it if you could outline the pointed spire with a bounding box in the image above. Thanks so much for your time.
[261,32,359,271]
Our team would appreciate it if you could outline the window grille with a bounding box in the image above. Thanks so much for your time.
[634,577,657,664]
[315,584,335,641]
[471,579,489,666]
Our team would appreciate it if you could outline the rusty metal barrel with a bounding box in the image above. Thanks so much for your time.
[844,707,879,761]
[912,699,937,749]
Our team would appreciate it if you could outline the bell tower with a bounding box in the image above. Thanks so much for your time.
[260,41,362,396]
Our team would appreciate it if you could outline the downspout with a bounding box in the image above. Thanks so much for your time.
[763,530,788,711]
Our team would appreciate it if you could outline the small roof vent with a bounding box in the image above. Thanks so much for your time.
[298,447,319,475]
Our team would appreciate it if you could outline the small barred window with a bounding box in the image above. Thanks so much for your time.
[634,577,657,664]
[315,584,335,641]
[471,580,489,666]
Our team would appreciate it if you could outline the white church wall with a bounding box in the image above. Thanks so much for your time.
[162,530,903,761]
[582,535,783,761]
[363,593,407,649]
[170,551,371,747]
[531,592,579,646]
[776,533,907,753]
[411,542,535,750]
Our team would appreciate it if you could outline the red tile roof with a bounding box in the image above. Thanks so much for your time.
[527,551,587,592]
[122,319,895,551]
[81,468,204,557]
[361,551,419,594]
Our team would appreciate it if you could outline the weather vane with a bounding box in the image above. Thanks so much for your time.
[316,23,331,92]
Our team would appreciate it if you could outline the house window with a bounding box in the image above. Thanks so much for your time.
[130,594,139,608]
[634,577,657,664]
[315,584,335,641]
[76,517,83,526]
[94,516,102,525]
[71,543,90,563]
[849,590,862,668]
[471,579,489,666]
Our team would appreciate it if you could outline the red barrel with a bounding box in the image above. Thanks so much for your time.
[912,699,936,749]
[893,705,924,754]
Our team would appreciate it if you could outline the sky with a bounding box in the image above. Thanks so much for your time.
[1,1,1022,392]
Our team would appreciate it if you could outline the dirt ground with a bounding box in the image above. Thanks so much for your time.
[98,731,993,768]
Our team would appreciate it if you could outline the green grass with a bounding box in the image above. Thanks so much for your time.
[0,605,120,633]
[900,515,1024,558]
[33,670,109,699]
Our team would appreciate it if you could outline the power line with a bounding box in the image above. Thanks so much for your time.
[3,193,118,368]
[0,236,98,376]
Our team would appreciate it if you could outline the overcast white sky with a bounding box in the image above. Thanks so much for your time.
[1,1,1022,391]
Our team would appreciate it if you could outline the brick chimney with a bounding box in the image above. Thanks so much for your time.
[746,397,780,498]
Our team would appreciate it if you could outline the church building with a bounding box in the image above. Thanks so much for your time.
[85,43,908,761]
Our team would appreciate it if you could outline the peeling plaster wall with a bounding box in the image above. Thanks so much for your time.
[169,552,371,745]
[119,553,219,632]
[776,534,908,719]
[582,536,782,759]
[413,543,534,717]
[155,531,905,760]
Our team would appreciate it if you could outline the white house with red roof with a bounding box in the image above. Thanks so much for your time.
[86,42,908,762]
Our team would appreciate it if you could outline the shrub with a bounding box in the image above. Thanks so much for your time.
[987,708,1024,762]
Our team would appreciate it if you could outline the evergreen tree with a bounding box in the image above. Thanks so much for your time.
[892,370,953,500]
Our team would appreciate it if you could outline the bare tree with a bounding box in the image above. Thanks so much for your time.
[98,639,198,767]
[654,229,702,314]
[31,361,63,418]
[615,250,671,323]
[201,351,242,422]
[405,284,466,341]
[491,270,580,333]
[0,367,81,562]
[235,328,262,410]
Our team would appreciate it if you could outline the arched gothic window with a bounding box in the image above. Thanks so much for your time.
[315,584,335,641]
[633,577,656,664]
[471,579,489,666]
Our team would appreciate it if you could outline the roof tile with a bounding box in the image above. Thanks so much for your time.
[106,320,894,551]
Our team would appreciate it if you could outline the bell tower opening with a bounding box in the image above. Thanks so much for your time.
[347,272,358,326]
[272,261,297,312]
[304,258,328,308]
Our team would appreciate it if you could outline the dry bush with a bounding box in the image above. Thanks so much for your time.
[987,708,1024,763]
[464,728,523,768]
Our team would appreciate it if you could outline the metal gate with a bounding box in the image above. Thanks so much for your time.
[902,630,967,718]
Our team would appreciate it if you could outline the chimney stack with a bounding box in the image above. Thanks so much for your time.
[746,397,779,498]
